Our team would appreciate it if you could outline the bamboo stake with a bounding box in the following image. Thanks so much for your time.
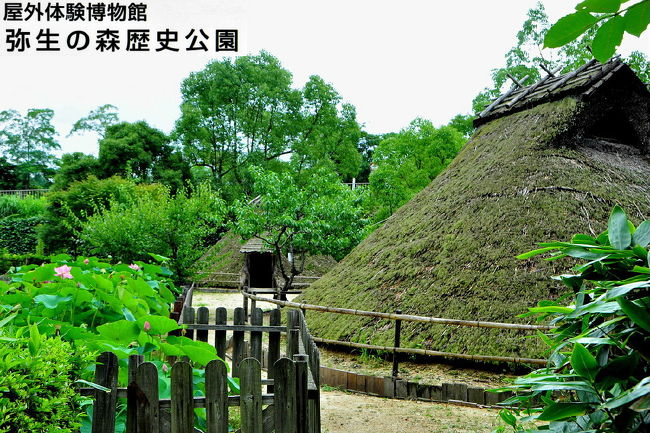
[242,292,554,331]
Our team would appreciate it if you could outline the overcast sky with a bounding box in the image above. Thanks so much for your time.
[1,0,648,156]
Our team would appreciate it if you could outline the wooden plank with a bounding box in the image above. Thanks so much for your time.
[214,307,228,362]
[91,352,119,433]
[395,380,408,399]
[126,354,144,433]
[267,309,281,394]
[196,307,210,342]
[232,308,246,378]
[367,376,384,396]
[346,372,358,392]
[416,384,431,401]
[262,405,275,433]
[240,358,263,433]
[294,355,309,433]
[430,385,443,401]
[407,382,418,400]
[205,359,228,433]
[467,387,486,405]
[441,383,452,402]
[383,377,395,398]
[135,362,160,433]
[274,358,297,433]
[171,362,194,433]
[485,391,500,406]
[183,307,195,341]
[452,383,468,402]
[287,329,299,359]
[250,308,263,362]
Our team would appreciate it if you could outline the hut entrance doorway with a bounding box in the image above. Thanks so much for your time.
[248,252,274,288]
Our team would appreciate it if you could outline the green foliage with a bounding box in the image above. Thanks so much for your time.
[80,184,225,282]
[0,329,93,433]
[0,157,19,190]
[0,252,48,274]
[174,51,363,199]
[68,104,119,138]
[367,119,465,222]
[39,175,139,254]
[0,195,46,219]
[230,167,367,290]
[545,0,649,62]
[0,109,59,189]
[0,217,42,254]
[496,206,650,432]
[98,121,190,190]
[52,152,100,191]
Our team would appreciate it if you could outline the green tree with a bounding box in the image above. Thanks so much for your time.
[51,152,99,190]
[98,121,189,189]
[174,51,363,199]
[0,109,59,188]
[368,119,465,221]
[0,157,19,189]
[230,167,366,296]
[68,104,119,138]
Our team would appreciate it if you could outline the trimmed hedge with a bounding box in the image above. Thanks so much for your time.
[0,217,43,254]
[0,252,48,275]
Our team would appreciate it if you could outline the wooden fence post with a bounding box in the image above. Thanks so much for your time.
[233,307,246,378]
[274,358,297,433]
[197,306,210,342]
[267,309,281,393]
[171,362,194,433]
[183,307,195,341]
[205,359,229,433]
[293,354,309,433]
[135,362,160,433]
[392,309,402,380]
[91,351,119,433]
[242,287,249,322]
[214,307,228,361]
[250,308,263,362]
[126,354,144,433]
[240,358,263,433]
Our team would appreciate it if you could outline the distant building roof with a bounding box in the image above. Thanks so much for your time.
[240,237,273,253]
[474,57,637,127]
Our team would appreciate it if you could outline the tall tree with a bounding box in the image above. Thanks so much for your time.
[51,152,99,190]
[0,109,59,188]
[68,104,119,138]
[174,51,363,198]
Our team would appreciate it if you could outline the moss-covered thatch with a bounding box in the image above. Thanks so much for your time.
[195,232,337,287]
[299,78,650,359]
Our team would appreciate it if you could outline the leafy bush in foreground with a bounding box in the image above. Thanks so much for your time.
[495,206,650,432]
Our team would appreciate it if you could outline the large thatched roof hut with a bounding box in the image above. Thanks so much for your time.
[298,58,650,359]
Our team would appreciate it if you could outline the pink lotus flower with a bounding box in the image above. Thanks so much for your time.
[162,363,169,373]
[83,259,89,265]
[54,265,73,279]
[129,264,140,271]
[143,321,151,332]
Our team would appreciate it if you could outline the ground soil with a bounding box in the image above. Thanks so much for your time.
[193,289,509,432]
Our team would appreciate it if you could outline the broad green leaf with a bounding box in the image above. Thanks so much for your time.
[28,323,41,357]
[532,381,598,394]
[595,353,639,389]
[529,306,574,314]
[76,379,111,393]
[148,253,170,263]
[517,247,557,259]
[633,221,650,247]
[576,0,621,13]
[571,234,599,245]
[630,394,650,411]
[0,313,17,328]
[33,294,72,309]
[624,0,650,36]
[571,343,598,381]
[564,247,608,260]
[617,297,650,331]
[96,320,141,344]
[603,377,650,409]
[538,402,590,421]
[136,315,180,334]
[592,16,626,62]
[545,11,599,47]
[608,206,631,250]
[606,280,650,298]
[499,410,517,428]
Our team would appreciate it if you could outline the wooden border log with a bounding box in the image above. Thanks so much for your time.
[312,337,547,366]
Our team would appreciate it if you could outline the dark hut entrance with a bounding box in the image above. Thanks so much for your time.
[247,252,274,288]
[240,237,276,289]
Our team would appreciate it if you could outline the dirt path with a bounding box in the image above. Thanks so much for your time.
[321,390,500,433]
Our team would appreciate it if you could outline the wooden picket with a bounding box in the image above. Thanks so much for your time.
[83,304,321,433]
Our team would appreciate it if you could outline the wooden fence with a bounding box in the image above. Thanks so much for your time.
[84,296,321,432]
[0,188,48,198]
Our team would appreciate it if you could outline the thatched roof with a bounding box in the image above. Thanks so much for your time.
[195,232,337,287]
[298,60,650,360]
[240,237,273,253]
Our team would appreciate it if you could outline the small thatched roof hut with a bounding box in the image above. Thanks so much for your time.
[195,232,337,288]
[298,58,650,359]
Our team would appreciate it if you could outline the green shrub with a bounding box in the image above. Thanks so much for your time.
[0,333,93,433]
[0,195,47,219]
[0,252,48,274]
[81,184,225,282]
[0,217,43,254]
[494,206,650,432]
